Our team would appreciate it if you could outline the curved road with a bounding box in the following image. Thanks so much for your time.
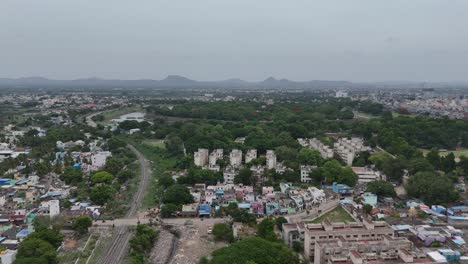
[98,144,151,264]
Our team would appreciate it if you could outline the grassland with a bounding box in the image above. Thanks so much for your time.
[420,148,468,159]
[310,206,354,223]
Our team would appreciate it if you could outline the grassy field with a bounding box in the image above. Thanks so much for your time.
[310,206,354,223]
[142,139,166,149]
[129,140,177,210]
[420,148,468,159]
[97,106,144,125]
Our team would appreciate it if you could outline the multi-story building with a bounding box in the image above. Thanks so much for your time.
[208,149,223,171]
[230,149,243,167]
[301,220,395,261]
[308,138,334,159]
[333,138,371,166]
[313,234,433,264]
[351,167,385,183]
[194,148,209,167]
[223,165,237,184]
[300,165,317,183]
[245,149,257,164]
[266,150,277,170]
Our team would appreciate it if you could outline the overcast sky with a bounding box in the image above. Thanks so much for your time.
[1,0,467,82]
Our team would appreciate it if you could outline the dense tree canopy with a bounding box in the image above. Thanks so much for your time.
[406,172,459,205]
[206,237,302,264]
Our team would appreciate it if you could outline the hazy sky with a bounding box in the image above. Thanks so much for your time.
[1,0,468,82]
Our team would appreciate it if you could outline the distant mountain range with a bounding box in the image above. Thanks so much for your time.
[0,76,466,89]
[0,75,353,89]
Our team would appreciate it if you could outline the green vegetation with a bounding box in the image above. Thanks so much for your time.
[204,237,302,264]
[212,223,234,243]
[129,224,158,263]
[366,180,396,197]
[310,206,354,223]
[406,172,459,205]
[72,216,93,235]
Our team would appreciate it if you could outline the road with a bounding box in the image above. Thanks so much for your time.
[85,111,106,128]
[98,144,151,264]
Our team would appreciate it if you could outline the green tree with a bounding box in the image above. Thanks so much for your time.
[257,218,276,241]
[158,174,175,188]
[91,171,114,185]
[160,203,179,218]
[426,149,441,170]
[129,224,157,255]
[275,217,288,231]
[163,184,194,205]
[15,238,57,264]
[406,172,459,205]
[72,216,93,235]
[212,223,234,243]
[366,181,396,197]
[90,185,115,205]
[441,153,456,173]
[297,148,323,166]
[207,237,301,264]
[234,168,254,186]
[27,228,63,249]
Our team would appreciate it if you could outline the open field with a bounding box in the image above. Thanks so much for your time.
[420,148,468,159]
[142,139,166,149]
[97,106,144,125]
[310,206,354,223]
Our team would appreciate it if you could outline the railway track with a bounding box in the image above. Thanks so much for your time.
[98,144,151,264]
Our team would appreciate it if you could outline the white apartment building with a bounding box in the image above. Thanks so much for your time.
[300,165,317,183]
[308,138,334,159]
[40,200,60,218]
[209,149,223,165]
[91,151,112,168]
[334,138,371,166]
[230,149,243,167]
[223,165,237,184]
[266,150,277,170]
[194,148,209,167]
[245,149,257,164]
[352,167,386,183]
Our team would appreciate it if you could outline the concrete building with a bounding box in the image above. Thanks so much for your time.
[313,234,433,264]
[208,149,223,171]
[301,220,395,261]
[352,167,385,183]
[91,151,112,168]
[194,148,209,167]
[223,165,237,184]
[300,165,317,183]
[334,138,371,166]
[40,200,60,218]
[230,149,243,167]
[245,149,257,164]
[266,150,277,170]
[308,138,334,159]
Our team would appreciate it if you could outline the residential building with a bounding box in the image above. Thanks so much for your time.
[230,149,243,167]
[333,137,371,166]
[194,148,209,167]
[352,167,385,183]
[91,151,112,168]
[302,220,395,261]
[245,149,257,164]
[266,150,277,170]
[300,165,317,183]
[223,165,237,184]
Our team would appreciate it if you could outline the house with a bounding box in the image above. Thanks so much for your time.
[300,165,317,183]
[91,151,112,168]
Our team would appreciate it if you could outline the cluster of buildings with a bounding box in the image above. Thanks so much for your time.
[178,182,331,218]
[298,137,371,166]
[283,211,468,263]
[193,148,290,184]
